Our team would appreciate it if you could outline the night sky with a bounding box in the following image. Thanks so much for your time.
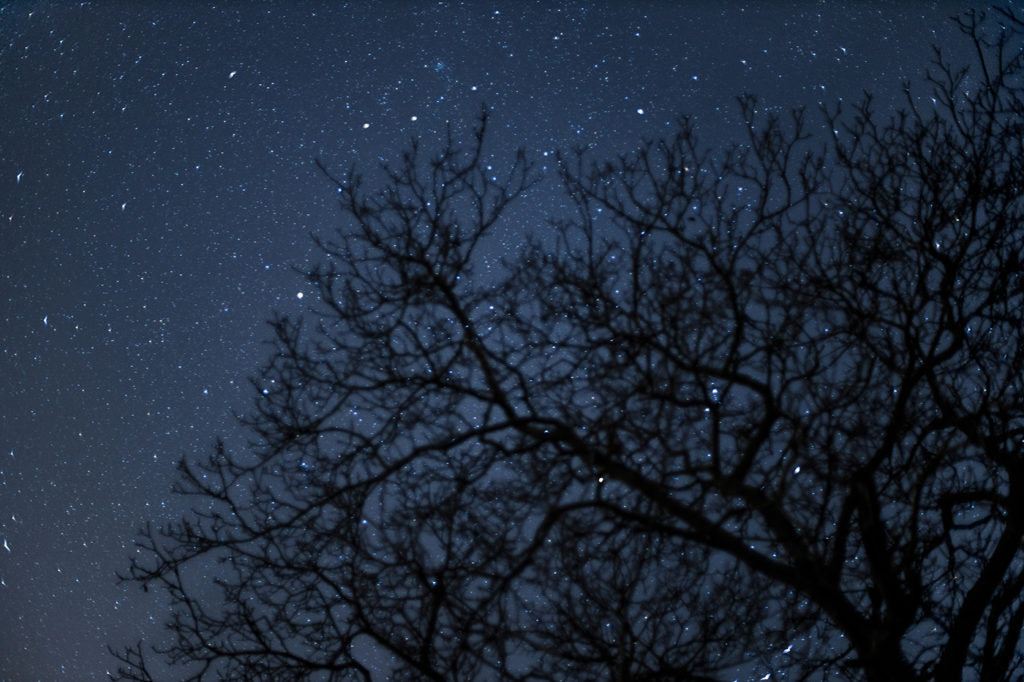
[1,2,981,679]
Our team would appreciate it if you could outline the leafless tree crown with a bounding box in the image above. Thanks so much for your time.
[112,9,1024,682]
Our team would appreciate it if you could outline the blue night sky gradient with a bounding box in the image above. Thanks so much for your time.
[0,2,979,679]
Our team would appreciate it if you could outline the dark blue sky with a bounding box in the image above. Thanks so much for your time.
[0,2,978,679]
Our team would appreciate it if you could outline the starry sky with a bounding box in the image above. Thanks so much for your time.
[0,2,982,679]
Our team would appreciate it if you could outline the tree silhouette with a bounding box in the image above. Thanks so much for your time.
[111,9,1024,681]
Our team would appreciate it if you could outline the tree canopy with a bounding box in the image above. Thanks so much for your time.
[112,8,1024,681]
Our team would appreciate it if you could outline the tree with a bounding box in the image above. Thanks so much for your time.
[111,9,1024,681]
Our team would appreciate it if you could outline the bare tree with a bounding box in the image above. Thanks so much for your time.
[111,9,1024,681]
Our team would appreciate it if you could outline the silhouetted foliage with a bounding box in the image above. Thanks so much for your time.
[112,9,1024,681]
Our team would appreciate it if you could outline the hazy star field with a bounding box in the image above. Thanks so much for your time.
[1,2,979,679]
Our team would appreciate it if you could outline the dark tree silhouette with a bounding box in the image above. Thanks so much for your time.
[112,9,1024,681]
